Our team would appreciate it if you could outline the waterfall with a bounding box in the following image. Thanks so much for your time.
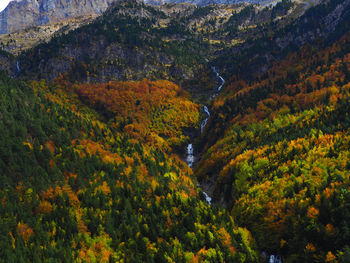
[217,75,225,91]
[186,143,194,168]
[186,64,225,205]
[212,66,219,77]
[270,255,282,263]
[200,105,210,133]
[11,60,20,78]
[203,191,212,204]
[209,67,225,100]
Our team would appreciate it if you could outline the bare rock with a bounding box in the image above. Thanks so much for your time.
[0,0,118,34]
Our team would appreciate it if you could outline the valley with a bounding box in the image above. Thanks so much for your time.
[0,0,350,262]
[186,64,225,200]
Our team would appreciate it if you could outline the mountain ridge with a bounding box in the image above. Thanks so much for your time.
[0,0,119,34]
[0,0,310,34]
[0,0,349,262]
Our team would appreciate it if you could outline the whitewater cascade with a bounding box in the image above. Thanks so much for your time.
[12,60,20,78]
[203,191,212,204]
[270,255,282,263]
[209,66,225,100]
[186,65,225,205]
[201,67,225,132]
[187,64,283,262]
[186,143,194,168]
[200,106,210,133]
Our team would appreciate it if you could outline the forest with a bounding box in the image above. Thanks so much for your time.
[197,19,350,263]
[1,0,350,262]
[0,72,257,262]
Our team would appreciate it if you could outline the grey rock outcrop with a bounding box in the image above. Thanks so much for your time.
[0,0,117,34]
[144,0,280,6]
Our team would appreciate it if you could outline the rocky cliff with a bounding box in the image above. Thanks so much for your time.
[0,0,118,34]
[144,0,281,6]
[0,0,315,35]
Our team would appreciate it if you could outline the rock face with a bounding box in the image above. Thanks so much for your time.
[144,0,280,6]
[0,0,309,35]
[0,0,117,34]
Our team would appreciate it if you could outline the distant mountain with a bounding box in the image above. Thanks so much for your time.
[15,0,311,84]
[17,0,209,83]
[0,0,310,35]
[12,0,315,83]
[144,0,280,6]
[194,0,350,260]
[0,0,118,34]
[1,0,349,261]
[212,0,350,81]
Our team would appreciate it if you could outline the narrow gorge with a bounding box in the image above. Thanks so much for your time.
[186,64,225,205]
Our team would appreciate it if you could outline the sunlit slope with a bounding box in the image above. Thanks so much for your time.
[196,25,350,262]
[0,73,258,262]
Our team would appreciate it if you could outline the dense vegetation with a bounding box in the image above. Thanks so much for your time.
[2,0,350,262]
[18,0,208,83]
[74,79,199,151]
[197,24,350,262]
[213,0,350,82]
[14,0,304,86]
[0,72,258,262]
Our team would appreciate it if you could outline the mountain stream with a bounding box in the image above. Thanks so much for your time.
[186,65,225,204]
[186,65,282,263]
[12,60,20,78]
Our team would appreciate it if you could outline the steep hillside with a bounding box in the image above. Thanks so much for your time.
[16,0,209,83]
[1,0,350,262]
[0,0,119,34]
[212,0,350,81]
[196,12,350,263]
[0,0,290,56]
[0,48,14,75]
[0,71,258,262]
[0,16,96,55]
[146,0,288,7]
[14,0,313,86]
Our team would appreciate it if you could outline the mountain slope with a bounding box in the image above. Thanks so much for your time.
[0,0,119,34]
[146,0,289,7]
[0,0,317,56]
[16,0,209,84]
[195,5,350,261]
[1,0,350,261]
[212,0,350,81]
[14,0,313,84]
[0,71,258,262]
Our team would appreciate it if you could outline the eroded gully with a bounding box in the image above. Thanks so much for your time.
[186,65,225,205]
[186,66,282,263]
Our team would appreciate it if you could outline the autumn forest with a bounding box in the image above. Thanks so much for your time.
[0,0,350,262]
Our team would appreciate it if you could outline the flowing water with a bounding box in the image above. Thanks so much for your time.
[269,255,282,263]
[200,105,210,133]
[209,67,225,99]
[186,64,225,204]
[203,191,212,204]
[212,66,225,92]
[12,60,20,78]
[187,63,283,261]
[186,143,194,168]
